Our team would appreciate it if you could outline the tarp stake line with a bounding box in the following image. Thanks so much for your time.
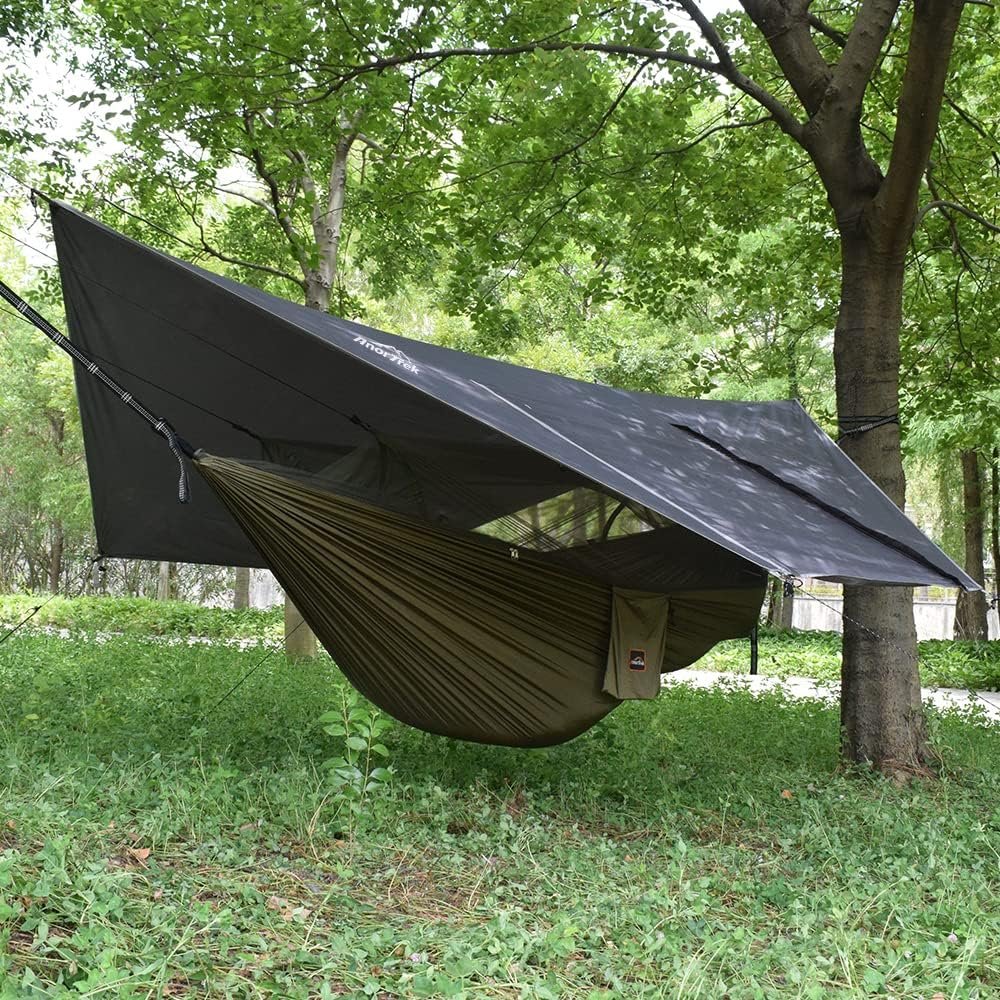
[0,554,106,647]
[0,277,194,504]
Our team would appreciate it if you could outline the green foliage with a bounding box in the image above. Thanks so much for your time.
[0,271,93,592]
[0,630,998,996]
[319,689,394,836]
[701,627,1000,691]
[0,593,282,640]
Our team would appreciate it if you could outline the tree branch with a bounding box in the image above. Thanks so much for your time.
[820,0,900,123]
[915,199,1000,235]
[105,190,304,290]
[212,185,274,214]
[551,59,651,164]
[354,132,384,153]
[737,0,831,117]
[316,40,719,86]
[650,114,775,159]
[242,111,310,276]
[807,13,848,47]
[677,0,804,136]
[943,94,1000,173]
[875,0,966,241]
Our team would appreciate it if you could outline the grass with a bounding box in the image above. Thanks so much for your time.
[5,594,998,690]
[0,616,998,996]
[0,595,283,642]
[701,629,1000,692]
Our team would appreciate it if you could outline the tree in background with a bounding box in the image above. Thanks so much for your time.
[902,75,1000,640]
[79,0,449,653]
[0,225,91,594]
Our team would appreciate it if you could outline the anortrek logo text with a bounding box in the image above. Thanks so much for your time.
[353,335,420,374]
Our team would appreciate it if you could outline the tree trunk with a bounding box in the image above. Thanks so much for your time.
[779,585,794,630]
[234,566,251,610]
[954,449,988,640]
[278,142,355,660]
[991,446,999,613]
[284,596,317,658]
[48,519,63,594]
[834,232,929,776]
[764,577,794,629]
[157,560,172,601]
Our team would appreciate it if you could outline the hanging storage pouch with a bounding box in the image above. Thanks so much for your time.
[603,587,670,700]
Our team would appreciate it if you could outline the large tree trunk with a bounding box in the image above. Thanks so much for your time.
[834,232,929,776]
[233,566,251,610]
[156,560,174,601]
[991,447,999,616]
[954,449,988,640]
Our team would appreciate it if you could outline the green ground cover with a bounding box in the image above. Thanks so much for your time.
[0,618,998,997]
[0,596,283,643]
[704,630,1000,692]
[4,594,997,690]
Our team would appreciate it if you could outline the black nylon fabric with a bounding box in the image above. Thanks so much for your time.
[50,201,977,591]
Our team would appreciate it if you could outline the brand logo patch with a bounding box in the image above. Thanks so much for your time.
[353,335,420,374]
[628,648,646,672]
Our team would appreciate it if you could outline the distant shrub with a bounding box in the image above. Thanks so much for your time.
[0,593,282,641]
[697,627,1000,691]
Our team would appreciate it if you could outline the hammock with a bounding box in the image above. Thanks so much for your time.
[195,453,764,744]
[202,453,620,746]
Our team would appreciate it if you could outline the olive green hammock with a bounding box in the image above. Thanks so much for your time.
[196,454,764,747]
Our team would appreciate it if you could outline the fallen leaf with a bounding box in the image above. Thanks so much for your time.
[128,846,151,863]
[780,789,794,800]
[266,895,288,912]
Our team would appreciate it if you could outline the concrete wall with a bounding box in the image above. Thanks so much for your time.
[793,594,999,640]
[249,569,283,608]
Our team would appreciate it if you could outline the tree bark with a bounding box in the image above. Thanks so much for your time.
[157,560,173,601]
[284,595,317,658]
[954,449,988,640]
[48,519,63,594]
[991,446,999,614]
[233,566,251,610]
[765,577,780,627]
[779,586,794,630]
[834,231,928,775]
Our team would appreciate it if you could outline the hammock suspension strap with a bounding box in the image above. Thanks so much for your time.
[0,277,194,503]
